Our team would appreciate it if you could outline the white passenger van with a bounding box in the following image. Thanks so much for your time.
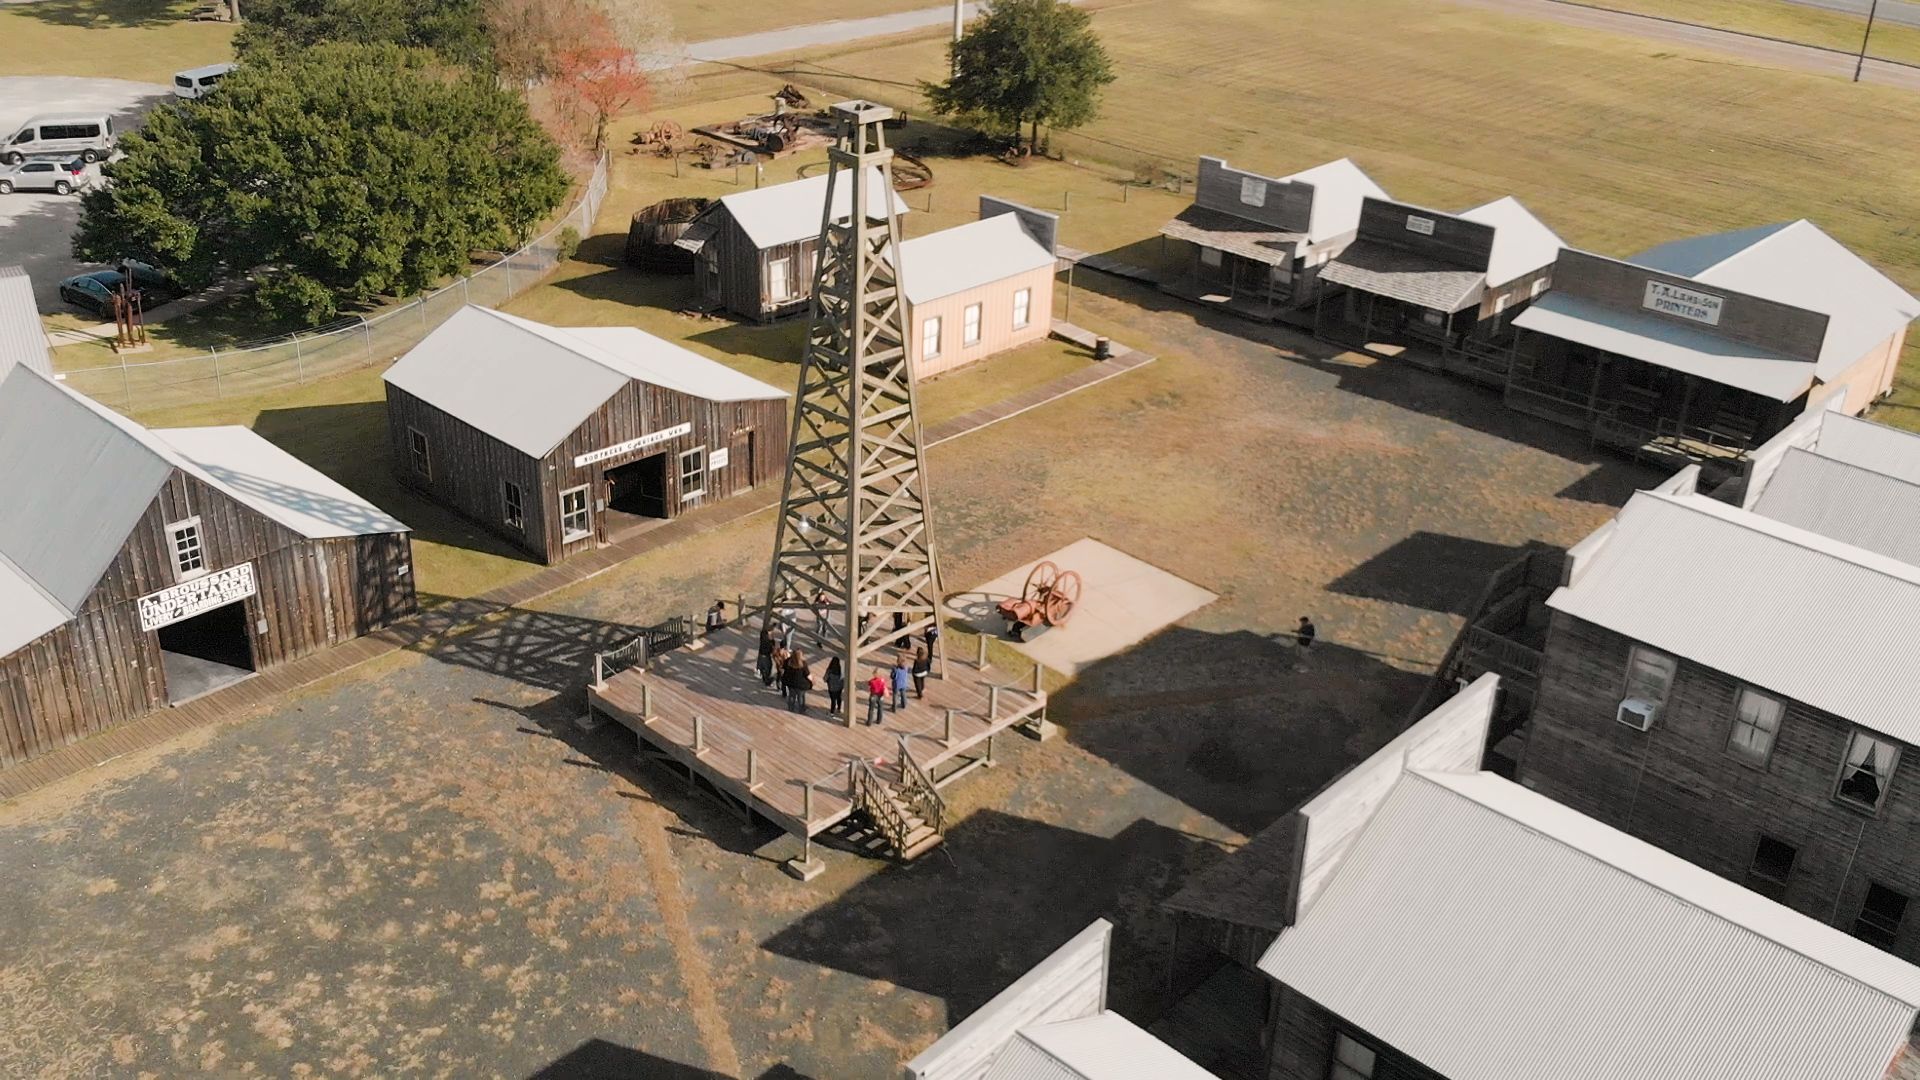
[173,63,236,100]
[3,114,115,165]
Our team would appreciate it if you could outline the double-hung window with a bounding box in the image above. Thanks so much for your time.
[408,427,431,480]
[768,257,794,302]
[167,517,206,581]
[1726,686,1784,767]
[1012,287,1032,329]
[503,481,525,530]
[1330,1033,1376,1080]
[1836,730,1900,812]
[679,447,706,501]
[922,316,942,359]
[1623,646,1676,707]
[963,303,983,346]
[560,485,591,542]
[1856,883,1910,949]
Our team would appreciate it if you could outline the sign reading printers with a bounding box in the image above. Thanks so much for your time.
[139,563,257,632]
[1643,280,1725,326]
[574,423,693,467]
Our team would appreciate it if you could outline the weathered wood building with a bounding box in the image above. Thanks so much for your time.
[1516,442,1920,968]
[1504,221,1919,468]
[383,306,788,564]
[674,169,909,322]
[1314,195,1563,368]
[1158,156,1389,321]
[0,366,415,768]
[1162,675,1920,1080]
[901,199,1059,378]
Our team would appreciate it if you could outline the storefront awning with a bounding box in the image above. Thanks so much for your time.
[1320,240,1485,313]
[1514,294,1817,402]
[1158,205,1301,267]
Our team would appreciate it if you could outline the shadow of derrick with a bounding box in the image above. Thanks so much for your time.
[527,1039,814,1079]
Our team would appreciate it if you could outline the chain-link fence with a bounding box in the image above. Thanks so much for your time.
[64,154,610,415]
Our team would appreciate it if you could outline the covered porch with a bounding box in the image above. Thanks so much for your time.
[1158,205,1304,322]
[1312,241,1496,363]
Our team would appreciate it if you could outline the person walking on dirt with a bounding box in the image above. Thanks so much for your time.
[866,670,888,726]
[1296,616,1316,652]
[757,627,776,687]
[911,646,930,699]
[825,656,845,714]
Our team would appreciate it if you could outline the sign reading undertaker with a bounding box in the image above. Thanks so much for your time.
[139,563,257,632]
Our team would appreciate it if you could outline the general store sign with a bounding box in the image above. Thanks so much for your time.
[573,423,692,467]
[138,563,256,632]
[1643,280,1724,326]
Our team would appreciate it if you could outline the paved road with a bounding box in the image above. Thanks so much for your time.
[1786,0,1920,28]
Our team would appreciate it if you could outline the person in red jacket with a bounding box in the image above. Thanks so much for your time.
[865,670,888,726]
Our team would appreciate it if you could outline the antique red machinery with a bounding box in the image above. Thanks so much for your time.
[996,561,1082,641]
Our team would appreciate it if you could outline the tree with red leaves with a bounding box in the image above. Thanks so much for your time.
[551,11,650,152]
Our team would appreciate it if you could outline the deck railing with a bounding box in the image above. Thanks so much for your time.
[1460,625,1544,681]
[849,758,916,855]
[591,613,698,686]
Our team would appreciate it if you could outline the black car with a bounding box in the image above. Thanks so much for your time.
[57,263,174,316]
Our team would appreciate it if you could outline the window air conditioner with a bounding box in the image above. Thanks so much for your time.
[1617,697,1658,731]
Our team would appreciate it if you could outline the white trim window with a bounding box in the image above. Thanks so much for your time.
[922,316,942,360]
[1726,686,1784,766]
[1330,1033,1376,1080]
[1530,278,1547,298]
[1624,645,1676,707]
[1012,287,1032,329]
[1836,730,1900,812]
[1856,882,1910,949]
[503,480,525,530]
[560,485,592,542]
[408,426,431,480]
[768,256,794,302]
[963,302,983,346]
[1494,294,1511,315]
[679,446,707,501]
[167,517,207,582]
[1199,246,1224,269]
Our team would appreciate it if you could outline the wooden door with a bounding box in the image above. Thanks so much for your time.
[730,429,755,491]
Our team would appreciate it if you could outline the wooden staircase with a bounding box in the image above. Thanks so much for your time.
[849,741,947,862]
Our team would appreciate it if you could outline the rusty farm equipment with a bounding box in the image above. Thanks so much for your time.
[996,561,1083,642]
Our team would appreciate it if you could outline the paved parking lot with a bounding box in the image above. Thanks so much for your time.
[0,76,168,311]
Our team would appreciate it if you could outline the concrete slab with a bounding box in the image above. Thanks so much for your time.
[946,537,1217,675]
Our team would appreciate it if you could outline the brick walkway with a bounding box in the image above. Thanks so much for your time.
[0,343,1156,802]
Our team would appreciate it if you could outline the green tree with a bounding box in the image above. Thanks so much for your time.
[235,0,490,68]
[74,43,569,325]
[922,0,1116,154]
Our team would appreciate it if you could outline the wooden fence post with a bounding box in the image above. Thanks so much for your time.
[944,708,955,746]
[747,748,759,788]
[1032,664,1044,693]
[989,685,1001,720]
[976,634,989,669]
[641,681,652,719]
[593,653,604,689]
[693,715,704,754]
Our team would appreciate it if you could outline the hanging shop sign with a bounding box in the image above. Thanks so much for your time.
[574,423,693,467]
[139,563,257,632]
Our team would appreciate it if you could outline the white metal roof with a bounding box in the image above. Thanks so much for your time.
[899,214,1056,305]
[1261,768,1920,1080]
[1457,196,1564,287]
[1633,220,1920,381]
[716,168,910,250]
[0,266,51,382]
[1813,412,1920,485]
[155,427,409,540]
[1548,489,1920,743]
[175,62,235,79]
[0,548,71,662]
[986,1014,1220,1080]
[382,306,786,458]
[1280,158,1389,246]
[1750,446,1920,565]
[1512,291,1817,401]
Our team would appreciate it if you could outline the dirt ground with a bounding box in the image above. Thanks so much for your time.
[0,279,1658,1077]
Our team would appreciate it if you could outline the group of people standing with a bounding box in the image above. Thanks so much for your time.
[755,621,937,722]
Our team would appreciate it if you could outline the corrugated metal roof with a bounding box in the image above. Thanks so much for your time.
[1548,489,1920,743]
[716,168,910,250]
[987,1014,1220,1080]
[0,266,51,382]
[0,547,71,660]
[155,427,409,540]
[1457,196,1563,287]
[1815,412,1920,485]
[1513,292,1817,401]
[383,307,786,458]
[1633,221,1920,382]
[1261,769,1920,1080]
[899,215,1057,305]
[1285,158,1389,246]
[1751,447,1920,564]
[1320,241,1486,313]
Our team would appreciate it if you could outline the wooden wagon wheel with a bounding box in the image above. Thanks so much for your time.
[1044,571,1082,626]
[1023,560,1059,603]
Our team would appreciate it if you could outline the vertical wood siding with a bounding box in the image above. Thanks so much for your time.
[386,384,547,561]
[904,266,1057,379]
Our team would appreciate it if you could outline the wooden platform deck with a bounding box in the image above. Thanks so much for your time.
[588,627,1047,837]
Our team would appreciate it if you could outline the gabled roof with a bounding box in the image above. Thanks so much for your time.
[714,169,910,250]
[1261,768,1920,1080]
[1284,158,1389,246]
[1512,291,1817,401]
[0,367,406,656]
[1751,446,1920,565]
[1812,412,1920,485]
[1547,489,1920,743]
[382,307,786,459]
[1457,196,1564,287]
[986,1014,1219,1080]
[1319,242,1487,313]
[899,214,1057,305]
[0,266,51,382]
[1632,220,1920,381]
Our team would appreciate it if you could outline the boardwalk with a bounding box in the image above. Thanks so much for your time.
[589,626,1047,836]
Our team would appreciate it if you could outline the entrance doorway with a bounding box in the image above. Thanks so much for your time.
[604,453,672,538]
[157,600,256,704]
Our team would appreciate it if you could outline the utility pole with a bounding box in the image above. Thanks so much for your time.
[1855,0,1881,82]
[952,0,965,80]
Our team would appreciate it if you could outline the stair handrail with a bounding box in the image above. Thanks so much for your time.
[849,758,913,855]
[895,738,946,837]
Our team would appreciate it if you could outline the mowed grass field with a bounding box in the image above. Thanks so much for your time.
[0,0,233,83]
[1593,0,1920,65]
[733,0,1920,421]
